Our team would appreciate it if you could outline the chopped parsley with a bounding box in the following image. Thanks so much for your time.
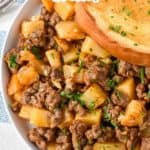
[109,60,118,77]
[139,67,145,84]
[60,91,85,106]
[89,48,93,52]
[8,54,18,68]
[122,6,132,16]
[31,46,42,60]
[78,61,84,73]
[88,101,95,111]
[134,43,138,46]
[107,79,117,89]
[51,53,55,59]
[109,25,122,33]
[103,106,118,128]
[115,90,123,100]
[109,25,127,37]
[120,31,127,37]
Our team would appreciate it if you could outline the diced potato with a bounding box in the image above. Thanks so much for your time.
[116,78,135,99]
[55,21,85,40]
[8,74,23,96]
[101,57,112,64]
[45,50,62,68]
[79,52,87,63]
[19,105,32,119]
[41,0,53,12]
[93,143,126,150]
[14,90,24,102]
[54,2,74,20]
[63,65,78,78]
[47,143,56,150]
[74,69,85,84]
[20,50,47,76]
[17,66,39,86]
[58,109,74,129]
[51,80,62,89]
[75,109,102,125]
[119,100,145,126]
[21,20,44,38]
[30,107,50,127]
[63,48,79,63]
[63,65,85,83]
[54,36,70,52]
[31,15,41,21]
[80,84,107,109]
[81,36,110,58]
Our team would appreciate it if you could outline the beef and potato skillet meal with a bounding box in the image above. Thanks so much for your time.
[4,0,150,150]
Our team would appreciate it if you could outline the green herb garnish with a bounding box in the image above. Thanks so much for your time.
[89,48,93,52]
[139,67,145,84]
[60,91,85,106]
[88,101,95,111]
[120,31,127,37]
[122,6,132,16]
[31,46,42,59]
[78,61,84,73]
[115,90,123,100]
[109,25,122,33]
[9,54,18,68]
[51,53,55,59]
[107,79,117,89]
[109,60,118,77]
[134,43,138,46]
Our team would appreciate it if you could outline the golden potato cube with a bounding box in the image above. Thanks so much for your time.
[75,109,102,125]
[17,66,39,86]
[116,78,135,99]
[45,50,62,68]
[55,21,85,40]
[63,65,78,79]
[63,48,79,63]
[30,107,50,127]
[54,36,70,52]
[81,36,110,58]
[74,69,85,84]
[8,74,23,96]
[41,0,53,12]
[58,109,74,129]
[54,2,74,20]
[19,105,32,119]
[120,100,145,127]
[21,20,44,38]
[20,50,47,76]
[14,90,24,102]
[47,143,56,150]
[93,143,126,150]
[80,84,107,109]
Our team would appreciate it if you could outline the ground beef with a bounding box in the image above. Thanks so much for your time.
[116,127,140,150]
[4,48,20,73]
[24,30,45,49]
[141,137,150,150]
[118,60,140,77]
[85,125,102,141]
[28,128,56,150]
[111,90,130,108]
[136,83,150,102]
[22,81,61,110]
[50,109,63,128]
[11,102,21,113]
[56,132,72,150]
[70,120,88,150]
[83,145,93,150]
[83,57,110,86]
[68,100,86,116]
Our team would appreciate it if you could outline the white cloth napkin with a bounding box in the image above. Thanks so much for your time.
[0,1,29,150]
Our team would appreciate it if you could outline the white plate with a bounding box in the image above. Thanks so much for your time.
[0,0,42,149]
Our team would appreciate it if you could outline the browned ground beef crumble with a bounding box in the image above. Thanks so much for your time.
[4,4,150,150]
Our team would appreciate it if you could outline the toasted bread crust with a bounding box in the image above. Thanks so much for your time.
[75,3,150,66]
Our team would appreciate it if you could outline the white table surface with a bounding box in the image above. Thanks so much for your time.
[0,1,29,150]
